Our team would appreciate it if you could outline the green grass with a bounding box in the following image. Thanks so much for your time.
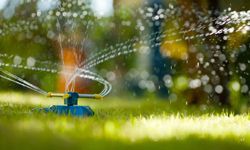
[0,92,249,150]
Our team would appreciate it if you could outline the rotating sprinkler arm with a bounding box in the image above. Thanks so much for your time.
[47,92,65,98]
[78,94,103,99]
[47,92,103,99]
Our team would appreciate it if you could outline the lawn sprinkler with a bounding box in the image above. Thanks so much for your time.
[43,92,103,117]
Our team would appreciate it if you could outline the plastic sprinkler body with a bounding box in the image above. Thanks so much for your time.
[64,92,78,106]
[43,92,102,117]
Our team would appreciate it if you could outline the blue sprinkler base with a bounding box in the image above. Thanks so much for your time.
[43,105,94,117]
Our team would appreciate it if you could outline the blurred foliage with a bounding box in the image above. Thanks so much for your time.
[0,0,250,110]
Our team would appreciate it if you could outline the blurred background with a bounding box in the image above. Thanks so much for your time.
[0,0,250,111]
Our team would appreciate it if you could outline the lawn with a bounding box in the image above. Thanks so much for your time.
[0,92,249,150]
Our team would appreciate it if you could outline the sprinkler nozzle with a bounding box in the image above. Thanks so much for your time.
[63,93,70,99]
[47,92,52,97]
[94,94,103,99]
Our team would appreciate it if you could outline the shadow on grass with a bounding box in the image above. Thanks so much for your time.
[0,130,249,150]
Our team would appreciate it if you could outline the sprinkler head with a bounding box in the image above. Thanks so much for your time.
[43,92,100,117]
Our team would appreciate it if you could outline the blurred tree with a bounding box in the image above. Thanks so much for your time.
[175,0,207,104]
[175,0,230,105]
[208,0,230,105]
[149,0,171,98]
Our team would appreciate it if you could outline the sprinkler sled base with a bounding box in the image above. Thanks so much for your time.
[43,105,94,117]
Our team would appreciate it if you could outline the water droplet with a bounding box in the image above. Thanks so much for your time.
[215,85,223,94]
